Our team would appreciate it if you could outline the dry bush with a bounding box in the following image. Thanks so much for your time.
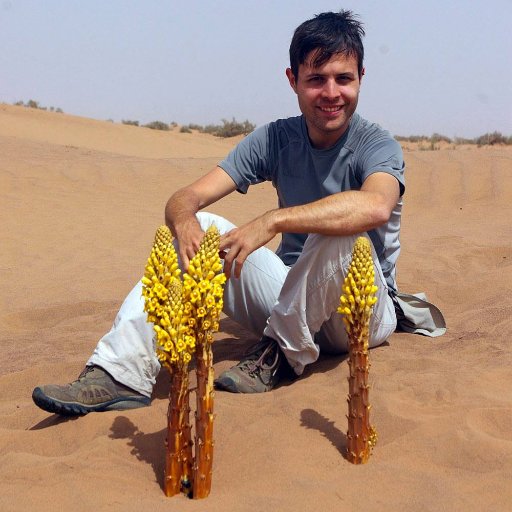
[144,121,169,131]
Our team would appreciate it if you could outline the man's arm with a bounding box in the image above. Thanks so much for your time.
[220,172,400,278]
[272,172,400,235]
[165,166,237,269]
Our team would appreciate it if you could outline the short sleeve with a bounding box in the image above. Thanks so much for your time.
[218,125,272,194]
[358,136,405,196]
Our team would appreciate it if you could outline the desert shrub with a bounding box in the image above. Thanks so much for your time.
[144,121,169,131]
[201,124,218,135]
[122,119,139,126]
[395,135,429,143]
[475,131,508,146]
[13,99,63,112]
[26,99,42,109]
[215,118,255,137]
[186,123,203,131]
[179,118,255,137]
[430,133,452,144]
[180,125,192,133]
[398,132,512,146]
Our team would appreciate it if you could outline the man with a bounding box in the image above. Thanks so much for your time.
[33,10,416,415]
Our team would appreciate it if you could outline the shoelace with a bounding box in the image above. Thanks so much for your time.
[244,342,280,377]
[77,365,99,381]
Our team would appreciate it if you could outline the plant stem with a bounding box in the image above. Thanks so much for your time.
[346,326,372,464]
[164,366,190,496]
[192,338,214,499]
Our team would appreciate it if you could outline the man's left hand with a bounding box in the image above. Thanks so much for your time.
[219,211,277,279]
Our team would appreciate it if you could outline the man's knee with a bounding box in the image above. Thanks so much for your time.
[196,211,235,233]
[305,232,363,255]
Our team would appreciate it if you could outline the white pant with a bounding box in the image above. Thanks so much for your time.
[88,212,397,396]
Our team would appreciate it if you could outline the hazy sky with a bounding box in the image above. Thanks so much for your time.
[1,0,510,138]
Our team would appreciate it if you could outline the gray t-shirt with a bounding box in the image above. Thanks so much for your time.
[219,112,405,293]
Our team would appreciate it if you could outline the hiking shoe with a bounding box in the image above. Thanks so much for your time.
[214,336,291,393]
[32,365,150,416]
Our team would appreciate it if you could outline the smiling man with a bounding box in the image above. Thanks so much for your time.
[33,11,422,415]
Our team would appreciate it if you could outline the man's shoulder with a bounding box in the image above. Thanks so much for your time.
[350,114,395,141]
[353,114,396,142]
[348,114,401,153]
[235,116,304,158]
[265,115,305,147]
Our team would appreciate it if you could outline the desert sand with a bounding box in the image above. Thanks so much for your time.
[1,103,511,511]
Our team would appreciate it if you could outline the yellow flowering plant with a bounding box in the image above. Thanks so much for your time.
[142,224,225,499]
[338,236,379,464]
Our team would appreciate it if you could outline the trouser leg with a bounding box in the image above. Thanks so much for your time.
[263,233,397,375]
[87,281,158,397]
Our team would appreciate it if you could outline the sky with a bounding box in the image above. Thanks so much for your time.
[0,0,511,138]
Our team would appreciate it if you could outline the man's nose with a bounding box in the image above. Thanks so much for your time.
[322,78,339,99]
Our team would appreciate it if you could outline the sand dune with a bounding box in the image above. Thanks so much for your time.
[1,103,511,511]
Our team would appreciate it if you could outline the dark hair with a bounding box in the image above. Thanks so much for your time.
[289,10,365,78]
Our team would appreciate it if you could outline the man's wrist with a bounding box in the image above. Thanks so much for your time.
[267,208,285,235]
[174,214,200,238]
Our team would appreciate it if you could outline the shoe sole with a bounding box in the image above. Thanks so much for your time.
[32,387,150,416]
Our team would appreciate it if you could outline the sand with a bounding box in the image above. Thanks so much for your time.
[1,103,511,511]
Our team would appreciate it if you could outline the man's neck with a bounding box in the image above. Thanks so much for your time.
[306,115,353,150]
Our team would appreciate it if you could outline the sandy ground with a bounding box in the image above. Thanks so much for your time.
[1,103,511,512]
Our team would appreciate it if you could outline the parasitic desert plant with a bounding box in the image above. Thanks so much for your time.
[338,236,379,464]
[142,224,225,498]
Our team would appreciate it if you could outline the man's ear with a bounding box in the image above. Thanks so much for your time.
[286,68,298,93]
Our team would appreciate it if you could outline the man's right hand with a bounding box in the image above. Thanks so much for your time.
[164,165,238,270]
[173,217,204,272]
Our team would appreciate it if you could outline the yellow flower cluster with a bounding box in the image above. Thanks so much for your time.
[142,225,225,368]
[183,225,226,345]
[337,236,378,343]
[142,226,180,324]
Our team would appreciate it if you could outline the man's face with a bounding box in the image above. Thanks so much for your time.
[286,51,362,149]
